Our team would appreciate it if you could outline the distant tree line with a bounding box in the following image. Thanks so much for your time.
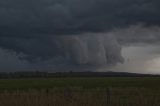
[0,71,159,79]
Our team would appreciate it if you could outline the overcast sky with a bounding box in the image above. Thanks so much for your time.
[0,0,160,73]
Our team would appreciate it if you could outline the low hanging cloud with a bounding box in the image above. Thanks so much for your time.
[54,34,124,66]
[0,0,160,71]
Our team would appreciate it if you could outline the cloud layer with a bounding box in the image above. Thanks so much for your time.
[0,0,160,70]
[0,0,160,35]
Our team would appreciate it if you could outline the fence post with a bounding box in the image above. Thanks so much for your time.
[106,87,111,106]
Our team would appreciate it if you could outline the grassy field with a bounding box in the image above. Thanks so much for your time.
[0,77,160,106]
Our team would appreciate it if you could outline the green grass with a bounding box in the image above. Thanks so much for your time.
[0,77,160,106]
[0,77,160,90]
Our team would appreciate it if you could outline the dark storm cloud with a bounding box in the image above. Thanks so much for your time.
[0,0,160,69]
[112,25,160,44]
[0,0,160,35]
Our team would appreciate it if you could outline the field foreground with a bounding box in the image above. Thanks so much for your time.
[0,77,160,106]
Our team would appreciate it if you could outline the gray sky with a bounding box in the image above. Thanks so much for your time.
[0,0,160,73]
[1,44,160,73]
[111,45,160,74]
